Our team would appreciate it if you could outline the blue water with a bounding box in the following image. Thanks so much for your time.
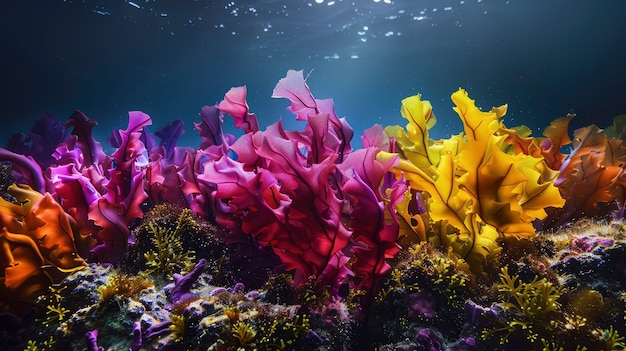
[1,0,625,148]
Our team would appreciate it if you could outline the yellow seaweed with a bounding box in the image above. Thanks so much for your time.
[380,88,565,273]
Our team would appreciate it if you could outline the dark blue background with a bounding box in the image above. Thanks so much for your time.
[2,0,625,149]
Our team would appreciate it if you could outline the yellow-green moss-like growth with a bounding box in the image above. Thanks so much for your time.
[483,266,564,345]
[378,89,565,273]
[169,314,186,343]
[39,286,70,328]
[375,243,470,305]
[498,267,563,326]
[142,208,197,277]
[601,326,626,351]
[24,336,56,351]
[232,321,257,347]
[370,242,471,344]
[97,271,153,305]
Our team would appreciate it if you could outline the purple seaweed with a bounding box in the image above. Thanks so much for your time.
[85,329,104,351]
[168,259,207,305]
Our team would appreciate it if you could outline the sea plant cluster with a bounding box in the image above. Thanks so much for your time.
[0,70,626,350]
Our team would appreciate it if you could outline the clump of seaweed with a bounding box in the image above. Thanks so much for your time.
[482,266,564,345]
[169,314,186,343]
[475,264,612,350]
[381,89,565,275]
[232,321,256,347]
[142,216,197,278]
[122,204,230,282]
[97,271,154,306]
[197,292,341,351]
[23,336,56,351]
[38,286,70,328]
[365,242,472,347]
[601,326,626,351]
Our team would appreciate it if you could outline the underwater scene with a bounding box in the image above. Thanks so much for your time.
[2,1,626,350]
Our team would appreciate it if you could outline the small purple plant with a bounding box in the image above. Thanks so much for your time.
[85,329,104,351]
[168,259,207,306]
[209,282,246,297]
[408,290,437,319]
[570,233,614,254]
[129,321,142,351]
[414,328,442,351]
[464,300,498,327]
[145,320,172,339]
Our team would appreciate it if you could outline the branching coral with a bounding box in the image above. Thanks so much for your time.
[379,89,565,273]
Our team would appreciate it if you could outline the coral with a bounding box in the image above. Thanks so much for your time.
[145,320,172,339]
[464,300,498,327]
[548,220,626,300]
[129,321,142,351]
[380,89,565,274]
[413,328,442,351]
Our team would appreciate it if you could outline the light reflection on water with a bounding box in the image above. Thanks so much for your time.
[1,1,625,148]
